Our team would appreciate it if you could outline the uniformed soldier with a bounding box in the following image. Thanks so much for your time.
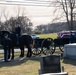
[2,34,11,62]
[70,31,75,43]
[15,22,21,44]
[15,26,21,36]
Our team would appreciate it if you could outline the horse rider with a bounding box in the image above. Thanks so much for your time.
[2,34,11,62]
[15,22,21,44]
[15,22,21,36]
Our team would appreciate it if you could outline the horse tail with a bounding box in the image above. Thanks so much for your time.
[30,40,35,48]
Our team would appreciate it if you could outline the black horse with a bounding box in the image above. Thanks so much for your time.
[0,31,34,59]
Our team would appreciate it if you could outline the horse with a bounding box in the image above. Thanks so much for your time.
[0,31,34,59]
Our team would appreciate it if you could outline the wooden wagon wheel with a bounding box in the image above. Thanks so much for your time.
[32,47,42,55]
[41,38,55,55]
[54,38,65,52]
[32,39,42,55]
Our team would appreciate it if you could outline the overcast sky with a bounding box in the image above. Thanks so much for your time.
[0,0,64,28]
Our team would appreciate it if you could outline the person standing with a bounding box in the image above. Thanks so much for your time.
[2,34,11,62]
[69,31,75,43]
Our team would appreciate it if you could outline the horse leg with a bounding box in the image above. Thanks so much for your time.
[8,47,11,59]
[11,47,14,59]
[20,46,24,57]
[27,46,32,57]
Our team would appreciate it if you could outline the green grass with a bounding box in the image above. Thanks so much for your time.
[0,52,76,75]
[0,52,40,75]
[38,33,58,39]
[0,57,40,75]
[0,33,76,75]
[0,52,27,58]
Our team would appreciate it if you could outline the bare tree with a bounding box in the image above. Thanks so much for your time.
[0,9,3,30]
[14,6,27,19]
[2,7,9,21]
[0,11,2,22]
[2,7,10,30]
[51,0,76,30]
[14,6,33,33]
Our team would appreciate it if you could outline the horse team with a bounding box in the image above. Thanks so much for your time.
[0,31,34,62]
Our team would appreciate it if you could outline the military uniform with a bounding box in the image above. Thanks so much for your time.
[15,26,21,35]
[15,26,21,44]
[2,34,11,62]
[69,33,75,43]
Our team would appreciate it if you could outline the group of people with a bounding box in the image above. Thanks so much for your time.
[2,22,21,62]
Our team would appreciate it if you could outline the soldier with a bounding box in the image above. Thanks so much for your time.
[69,31,75,43]
[2,34,11,62]
[15,22,21,44]
[15,26,21,36]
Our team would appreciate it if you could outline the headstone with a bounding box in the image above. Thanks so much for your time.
[40,72,68,75]
[40,55,61,74]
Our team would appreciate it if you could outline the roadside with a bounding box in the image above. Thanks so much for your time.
[0,48,28,53]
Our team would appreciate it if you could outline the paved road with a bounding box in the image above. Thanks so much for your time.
[0,48,28,53]
[0,48,28,62]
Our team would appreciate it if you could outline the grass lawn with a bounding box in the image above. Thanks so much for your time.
[38,33,58,39]
[0,51,76,75]
[0,33,76,75]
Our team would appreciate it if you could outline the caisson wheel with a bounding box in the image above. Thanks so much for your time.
[41,38,55,55]
[32,48,42,55]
